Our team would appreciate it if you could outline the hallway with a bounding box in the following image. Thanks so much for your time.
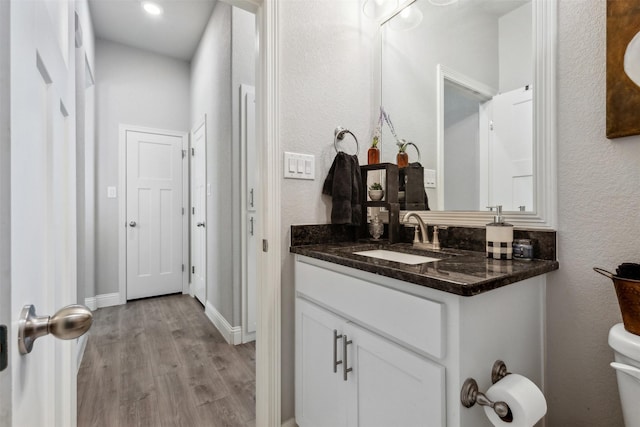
[78,295,255,427]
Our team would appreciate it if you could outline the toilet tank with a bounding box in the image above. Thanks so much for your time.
[609,323,640,426]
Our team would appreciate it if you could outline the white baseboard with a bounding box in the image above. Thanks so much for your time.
[85,292,121,310]
[281,418,297,427]
[242,330,256,344]
[76,334,88,373]
[204,301,242,345]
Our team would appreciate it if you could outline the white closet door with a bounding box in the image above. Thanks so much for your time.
[190,119,207,304]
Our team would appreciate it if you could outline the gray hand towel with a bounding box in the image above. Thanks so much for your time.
[322,152,362,225]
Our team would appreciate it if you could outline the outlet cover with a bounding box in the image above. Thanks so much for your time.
[424,169,436,188]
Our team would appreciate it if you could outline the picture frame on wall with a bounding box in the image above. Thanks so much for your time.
[607,0,640,139]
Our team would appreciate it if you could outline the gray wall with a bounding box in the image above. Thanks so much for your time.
[0,0,10,423]
[279,0,378,420]
[499,3,532,93]
[75,0,96,306]
[190,1,234,322]
[189,2,255,327]
[94,39,191,297]
[382,5,500,209]
[443,83,481,211]
[230,7,256,326]
[546,1,640,425]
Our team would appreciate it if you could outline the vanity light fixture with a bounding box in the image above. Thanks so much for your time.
[363,0,399,20]
[142,1,163,16]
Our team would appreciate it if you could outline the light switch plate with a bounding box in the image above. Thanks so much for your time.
[424,169,436,188]
[107,186,117,198]
[284,152,315,180]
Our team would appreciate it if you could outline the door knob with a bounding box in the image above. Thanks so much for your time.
[18,304,93,355]
[197,222,205,227]
[129,221,136,227]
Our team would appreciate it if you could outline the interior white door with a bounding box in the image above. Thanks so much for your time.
[242,85,257,339]
[190,119,207,304]
[126,130,184,300]
[488,86,533,211]
[10,1,78,425]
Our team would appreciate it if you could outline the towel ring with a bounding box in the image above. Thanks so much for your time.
[334,126,359,155]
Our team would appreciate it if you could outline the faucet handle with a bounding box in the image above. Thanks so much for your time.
[413,227,421,244]
[432,227,441,250]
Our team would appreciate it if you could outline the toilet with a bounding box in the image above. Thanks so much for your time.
[609,323,640,426]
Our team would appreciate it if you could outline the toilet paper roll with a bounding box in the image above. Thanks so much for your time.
[483,374,547,427]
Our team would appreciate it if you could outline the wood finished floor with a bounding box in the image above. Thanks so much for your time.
[77,294,256,427]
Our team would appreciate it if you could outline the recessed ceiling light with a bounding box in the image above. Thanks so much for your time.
[142,1,163,16]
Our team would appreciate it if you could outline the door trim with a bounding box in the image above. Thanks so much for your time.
[118,124,189,305]
[254,1,282,425]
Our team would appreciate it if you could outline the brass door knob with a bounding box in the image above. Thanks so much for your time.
[18,304,93,354]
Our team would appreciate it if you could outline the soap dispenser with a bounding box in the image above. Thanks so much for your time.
[486,206,513,260]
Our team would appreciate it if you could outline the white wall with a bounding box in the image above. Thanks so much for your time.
[0,0,10,423]
[279,0,377,420]
[94,39,191,297]
[546,1,640,425]
[499,2,532,93]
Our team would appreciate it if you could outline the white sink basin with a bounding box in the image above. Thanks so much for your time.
[353,249,440,265]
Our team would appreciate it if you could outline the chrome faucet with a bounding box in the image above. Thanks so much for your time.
[402,212,443,250]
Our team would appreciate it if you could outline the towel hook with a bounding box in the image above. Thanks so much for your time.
[334,126,359,155]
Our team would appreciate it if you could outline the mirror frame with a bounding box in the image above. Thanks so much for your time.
[379,0,557,229]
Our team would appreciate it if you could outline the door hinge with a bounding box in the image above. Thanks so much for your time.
[192,266,195,274]
[262,239,268,252]
[192,207,195,215]
[182,207,185,215]
[182,149,186,158]
[191,148,195,156]
[0,325,7,372]
[182,264,185,272]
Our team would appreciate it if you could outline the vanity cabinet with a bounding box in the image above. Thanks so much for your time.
[296,298,444,427]
[294,255,546,427]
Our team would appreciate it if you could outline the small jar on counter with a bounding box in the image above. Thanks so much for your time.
[513,239,534,260]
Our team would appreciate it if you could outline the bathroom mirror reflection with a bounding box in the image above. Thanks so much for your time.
[380,0,534,213]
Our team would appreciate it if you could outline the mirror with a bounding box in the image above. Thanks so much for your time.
[379,0,557,228]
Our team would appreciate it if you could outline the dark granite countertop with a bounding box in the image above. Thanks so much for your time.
[290,241,559,297]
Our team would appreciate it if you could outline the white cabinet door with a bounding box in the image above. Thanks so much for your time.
[345,323,446,427]
[296,298,348,427]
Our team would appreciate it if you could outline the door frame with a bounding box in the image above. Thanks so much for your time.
[227,0,282,425]
[118,124,189,305]
[240,84,256,344]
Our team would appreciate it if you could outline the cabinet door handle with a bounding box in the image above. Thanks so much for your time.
[343,334,353,381]
[250,188,254,208]
[333,329,343,373]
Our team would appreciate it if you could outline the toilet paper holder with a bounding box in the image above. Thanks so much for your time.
[461,360,514,422]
